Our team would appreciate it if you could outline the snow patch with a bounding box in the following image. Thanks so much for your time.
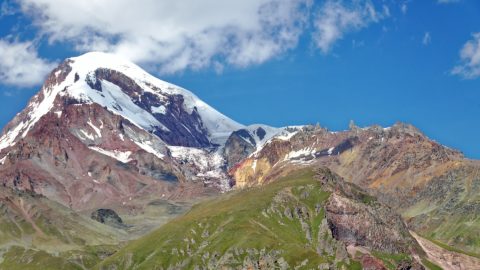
[134,140,165,159]
[87,120,102,138]
[276,131,298,141]
[252,159,257,172]
[151,105,167,115]
[327,147,334,155]
[54,111,62,118]
[0,155,6,165]
[0,121,25,151]
[284,147,315,160]
[79,129,95,141]
[89,146,132,163]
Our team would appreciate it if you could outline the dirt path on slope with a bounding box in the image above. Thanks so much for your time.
[411,231,480,270]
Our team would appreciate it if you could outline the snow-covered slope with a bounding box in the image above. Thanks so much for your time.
[66,52,244,142]
[0,52,243,153]
[243,124,283,151]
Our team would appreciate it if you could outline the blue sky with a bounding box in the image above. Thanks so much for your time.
[1,0,480,158]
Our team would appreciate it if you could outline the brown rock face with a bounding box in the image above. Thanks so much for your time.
[318,168,424,256]
[326,193,415,254]
[0,101,183,210]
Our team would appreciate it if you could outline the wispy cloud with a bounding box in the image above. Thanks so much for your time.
[452,33,480,79]
[0,39,56,87]
[312,0,389,54]
[401,3,408,14]
[422,32,431,46]
[438,0,460,3]
[0,0,17,17]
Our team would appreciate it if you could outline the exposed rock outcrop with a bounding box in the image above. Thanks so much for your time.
[224,129,256,169]
[91,208,125,228]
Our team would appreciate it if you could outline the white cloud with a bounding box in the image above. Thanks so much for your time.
[452,33,480,79]
[422,32,431,46]
[312,0,388,54]
[17,0,311,74]
[5,0,395,78]
[0,39,56,87]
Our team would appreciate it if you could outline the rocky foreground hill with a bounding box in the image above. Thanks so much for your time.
[0,52,479,269]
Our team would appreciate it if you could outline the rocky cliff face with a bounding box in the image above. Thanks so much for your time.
[317,168,423,256]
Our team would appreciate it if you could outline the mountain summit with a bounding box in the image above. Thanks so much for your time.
[0,52,243,150]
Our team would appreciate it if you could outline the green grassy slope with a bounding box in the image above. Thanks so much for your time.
[95,169,423,270]
[96,169,353,269]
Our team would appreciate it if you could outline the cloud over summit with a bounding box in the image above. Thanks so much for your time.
[1,0,391,87]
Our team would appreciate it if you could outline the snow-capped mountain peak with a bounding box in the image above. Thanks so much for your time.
[0,52,243,153]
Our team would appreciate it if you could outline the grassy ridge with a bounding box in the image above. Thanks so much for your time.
[96,169,365,269]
